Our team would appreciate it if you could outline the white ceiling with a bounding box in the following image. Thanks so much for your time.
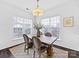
[1,0,79,12]
[1,0,71,10]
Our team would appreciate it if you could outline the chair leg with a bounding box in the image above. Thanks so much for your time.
[24,44,29,54]
[39,52,41,58]
[33,50,35,58]
[39,54,41,58]
[27,49,29,54]
[24,45,26,52]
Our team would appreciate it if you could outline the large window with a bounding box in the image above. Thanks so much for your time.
[41,16,60,37]
[13,16,32,38]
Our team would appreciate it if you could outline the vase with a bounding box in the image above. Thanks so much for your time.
[37,29,40,37]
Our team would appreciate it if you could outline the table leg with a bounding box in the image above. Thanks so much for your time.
[47,45,53,56]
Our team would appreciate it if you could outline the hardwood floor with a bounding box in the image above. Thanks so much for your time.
[0,43,79,58]
[9,44,68,58]
[0,49,14,58]
[68,50,79,58]
[53,44,79,58]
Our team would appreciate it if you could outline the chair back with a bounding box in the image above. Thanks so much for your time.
[32,36,41,49]
[23,34,29,45]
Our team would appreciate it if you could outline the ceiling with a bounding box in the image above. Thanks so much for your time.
[1,0,79,12]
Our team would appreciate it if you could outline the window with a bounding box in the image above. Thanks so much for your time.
[13,16,32,38]
[41,18,49,26]
[50,16,60,27]
[41,16,60,37]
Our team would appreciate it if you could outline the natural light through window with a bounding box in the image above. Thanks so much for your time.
[41,16,60,37]
[13,16,32,38]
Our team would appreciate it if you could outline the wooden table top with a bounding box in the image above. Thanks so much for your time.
[28,34,57,45]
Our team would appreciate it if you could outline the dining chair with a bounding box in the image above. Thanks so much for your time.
[23,34,33,54]
[32,36,48,58]
[44,32,52,37]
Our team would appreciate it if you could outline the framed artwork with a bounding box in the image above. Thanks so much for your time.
[63,17,73,27]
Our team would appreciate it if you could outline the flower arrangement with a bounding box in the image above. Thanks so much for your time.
[34,22,43,30]
[33,22,43,37]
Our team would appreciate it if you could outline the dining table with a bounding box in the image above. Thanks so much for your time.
[28,34,58,56]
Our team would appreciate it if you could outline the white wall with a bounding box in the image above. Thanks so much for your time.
[0,1,32,43]
[42,1,79,51]
[1,0,79,51]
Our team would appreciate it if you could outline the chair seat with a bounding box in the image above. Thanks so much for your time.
[40,46,48,50]
[26,42,33,49]
[44,32,52,37]
[39,46,48,52]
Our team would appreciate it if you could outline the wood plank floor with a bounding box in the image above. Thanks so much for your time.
[0,43,79,58]
[9,44,68,58]
[0,49,14,58]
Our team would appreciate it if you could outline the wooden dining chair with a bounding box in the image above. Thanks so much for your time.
[32,36,48,58]
[23,34,33,54]
[44,32,52,37]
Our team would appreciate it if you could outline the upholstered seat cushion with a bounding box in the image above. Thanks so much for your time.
[27,42,33,49]
[45,32,52,37]
[40,46,48,50]
[39,46,48,53]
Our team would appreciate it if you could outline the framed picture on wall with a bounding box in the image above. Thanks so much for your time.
[63,16,74,27]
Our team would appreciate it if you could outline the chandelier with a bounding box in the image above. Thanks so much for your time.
[32,0,43,16]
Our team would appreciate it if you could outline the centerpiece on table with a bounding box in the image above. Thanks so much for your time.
[34,22,43,37]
